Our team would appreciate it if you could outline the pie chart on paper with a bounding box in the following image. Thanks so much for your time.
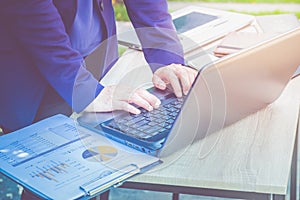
[82,146,118,162]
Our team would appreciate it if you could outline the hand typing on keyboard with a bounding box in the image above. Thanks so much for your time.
[101,94,185,141]
[153,63,197,98]
[84,85,161,115]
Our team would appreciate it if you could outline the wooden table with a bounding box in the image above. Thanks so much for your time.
[121,76,300,200]
[96,46,300,200]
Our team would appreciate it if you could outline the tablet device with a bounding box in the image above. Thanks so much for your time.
[118,6,254,53]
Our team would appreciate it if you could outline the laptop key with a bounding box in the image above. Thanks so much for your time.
[169,112,178,117]
[144,126,161,135]
[163,104,172,109]
[166,119,175,124]
[129,129,139,135]
[154,118,166,124]
[167,107,178,112]
[139,133,151,139]
[126,116,145,126]
[164,124,172,130]
[148,121,158,126]
[137,125,152,132]
[135,119,149,127]
[159,128,167,133]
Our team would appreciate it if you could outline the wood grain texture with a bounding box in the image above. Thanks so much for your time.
[130,76,300,195]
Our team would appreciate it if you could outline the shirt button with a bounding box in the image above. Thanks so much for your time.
[100,1,104,11]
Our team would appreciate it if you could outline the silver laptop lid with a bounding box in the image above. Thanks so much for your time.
[159,27,300,158]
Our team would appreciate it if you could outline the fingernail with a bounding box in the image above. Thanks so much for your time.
[135,109,141,115]
[154,100,161,108]
[156,83,166,90]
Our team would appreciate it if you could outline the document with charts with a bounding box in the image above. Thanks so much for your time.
[0,114,160,200]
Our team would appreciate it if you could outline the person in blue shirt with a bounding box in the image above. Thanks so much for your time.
[0,0,196,134]
[1,1,197,199]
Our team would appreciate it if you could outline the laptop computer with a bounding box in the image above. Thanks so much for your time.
[117,6,254,53]
[79,27,300,157]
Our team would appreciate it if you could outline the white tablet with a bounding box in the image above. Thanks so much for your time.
[118,6,254,53]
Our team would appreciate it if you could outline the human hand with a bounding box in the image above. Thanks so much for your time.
[153,64,198,97]
[84,85,161,114]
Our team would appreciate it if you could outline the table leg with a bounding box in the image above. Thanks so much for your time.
[272,194,285,200]
[172,193,179,200]
[290,117,299,200]
[298,121,300,200]
[99,190,110,200]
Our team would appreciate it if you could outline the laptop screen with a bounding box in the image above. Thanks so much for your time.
[173,12,218,34]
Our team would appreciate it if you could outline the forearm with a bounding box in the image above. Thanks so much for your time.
[124,0,184,71]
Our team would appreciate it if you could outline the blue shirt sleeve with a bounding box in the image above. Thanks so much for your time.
[3,0,104,112]
[123,0,185,72]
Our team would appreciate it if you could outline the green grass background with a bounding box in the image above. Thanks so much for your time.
[114,0,300,21]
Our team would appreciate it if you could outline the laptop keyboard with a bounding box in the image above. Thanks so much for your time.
[101,95,184,141]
